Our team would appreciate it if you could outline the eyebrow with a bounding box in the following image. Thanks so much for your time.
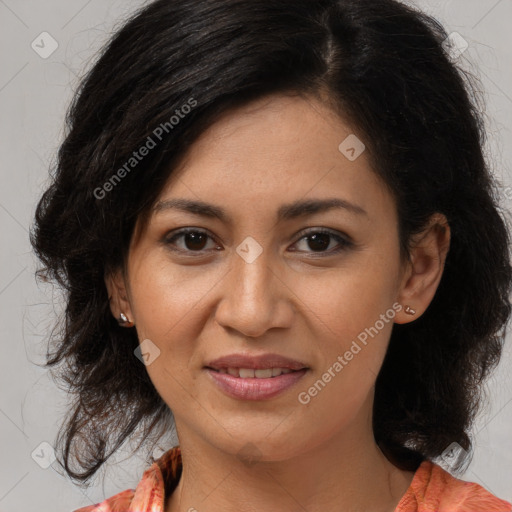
[153,197,368,222]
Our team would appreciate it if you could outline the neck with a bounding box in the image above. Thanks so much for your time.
[165,419,415,512]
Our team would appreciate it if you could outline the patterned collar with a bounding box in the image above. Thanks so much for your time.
[77,445,511,512]
[117,446,182,512]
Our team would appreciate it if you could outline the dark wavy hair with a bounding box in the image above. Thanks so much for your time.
[30,0,512,485]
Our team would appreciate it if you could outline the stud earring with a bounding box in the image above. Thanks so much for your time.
[404,305,416,315]
[118,312,135,327]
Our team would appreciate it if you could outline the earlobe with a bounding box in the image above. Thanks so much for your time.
[395,213,450,324]
[104,268,134,326]
[118,312,135,328]
[403,305,416,316]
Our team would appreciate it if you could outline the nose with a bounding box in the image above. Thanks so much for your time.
[214,246,294,338]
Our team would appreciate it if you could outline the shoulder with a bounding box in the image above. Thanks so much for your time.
[73,489,135,512]
[71,446,182,512]
[396,460,511,512]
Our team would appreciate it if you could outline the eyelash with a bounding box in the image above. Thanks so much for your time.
[163,227,353,257]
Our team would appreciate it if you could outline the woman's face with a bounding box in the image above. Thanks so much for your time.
[114,93,416,460]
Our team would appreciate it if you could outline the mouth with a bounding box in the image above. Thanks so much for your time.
[205,367,304,378]
[205,352,309,372]
[203,353,310,400]
[204,366,309,400]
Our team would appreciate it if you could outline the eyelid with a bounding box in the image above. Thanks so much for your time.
[163,227,220,249]
[295,227,352,243]
[163,226,353,256]
[291,227,353,254]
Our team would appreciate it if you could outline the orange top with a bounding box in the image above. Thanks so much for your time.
[74,446,511,512]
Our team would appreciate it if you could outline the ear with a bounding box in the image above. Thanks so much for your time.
[394,213,450,324]
[105,267,134,324]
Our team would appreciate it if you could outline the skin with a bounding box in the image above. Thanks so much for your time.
[106,93,450,512]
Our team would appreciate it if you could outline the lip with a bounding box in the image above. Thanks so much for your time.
[205,352,309,371]
[205,368,308,400]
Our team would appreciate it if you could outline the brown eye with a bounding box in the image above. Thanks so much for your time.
[305,233,331,252]
[291,229,352,255]
[182,231,208,251]
[165,229,219,253]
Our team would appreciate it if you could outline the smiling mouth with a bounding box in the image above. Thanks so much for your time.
[206,367,303,378]
[204,366,309,400]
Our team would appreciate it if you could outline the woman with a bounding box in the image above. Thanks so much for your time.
[30,0,512,510]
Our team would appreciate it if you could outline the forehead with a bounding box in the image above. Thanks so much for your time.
[154,94,389,215]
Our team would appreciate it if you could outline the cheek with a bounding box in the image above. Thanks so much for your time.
[127,258,216,381]
[294,248,399,339]
[293,248,400,392]
[129,254,218,332]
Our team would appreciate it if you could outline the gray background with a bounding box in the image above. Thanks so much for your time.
[1,0,511,510]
